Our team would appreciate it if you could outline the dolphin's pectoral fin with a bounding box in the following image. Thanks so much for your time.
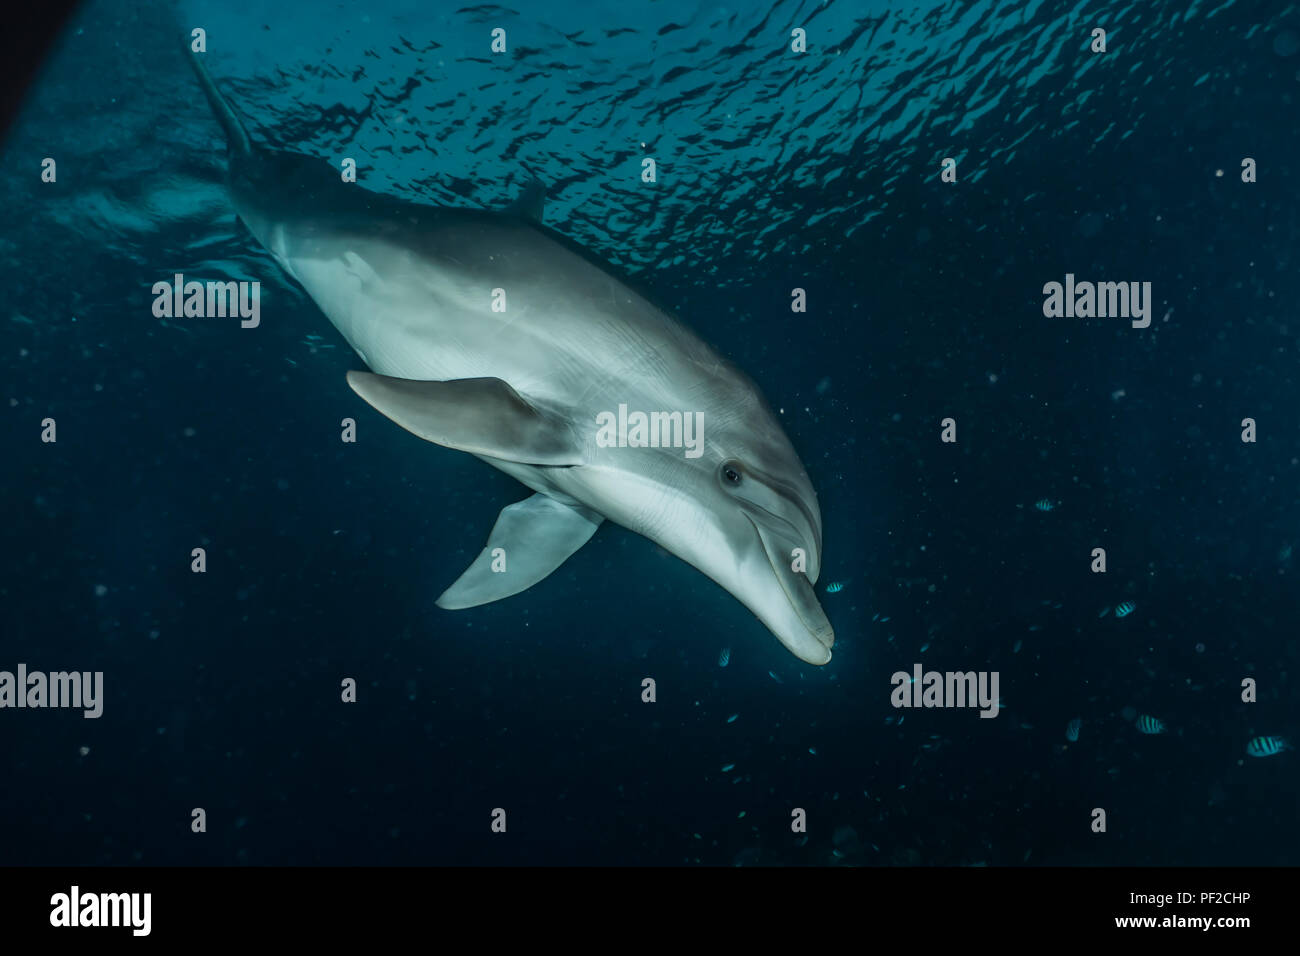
[504,179,546,223]
[346,371,582,465]
[436,493,603,609]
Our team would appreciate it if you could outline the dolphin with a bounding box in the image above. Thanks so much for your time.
[186,46,834,664]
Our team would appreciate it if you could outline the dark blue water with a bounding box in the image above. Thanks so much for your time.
[2,0,1298,865]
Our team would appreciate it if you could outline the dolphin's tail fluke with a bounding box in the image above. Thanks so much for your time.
[184,42,253,159]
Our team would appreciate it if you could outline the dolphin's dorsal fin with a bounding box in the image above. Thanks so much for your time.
[184,45,254,159]
[346,372,582,465]
[504,179,546,223]
[437,493,603,609]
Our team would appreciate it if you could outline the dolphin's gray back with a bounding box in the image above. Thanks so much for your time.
[267,194,761,431]
[188,50,765,445]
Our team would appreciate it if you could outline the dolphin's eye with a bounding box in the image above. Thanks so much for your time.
[720,460,743,486]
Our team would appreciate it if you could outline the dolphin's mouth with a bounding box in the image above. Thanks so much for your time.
[739,465,823,581]
[746,514,835,657]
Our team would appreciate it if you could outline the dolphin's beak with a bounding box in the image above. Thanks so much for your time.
[748,516,835,665]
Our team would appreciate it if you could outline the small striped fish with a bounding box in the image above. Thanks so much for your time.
[1114,601,1136,618]
[718,647,730,668]
[1034,499,1055,512]
[1135,714,1166,735]
[825,581,845,593]
[1246,736,1289,757]
[1065,718,1081,742]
